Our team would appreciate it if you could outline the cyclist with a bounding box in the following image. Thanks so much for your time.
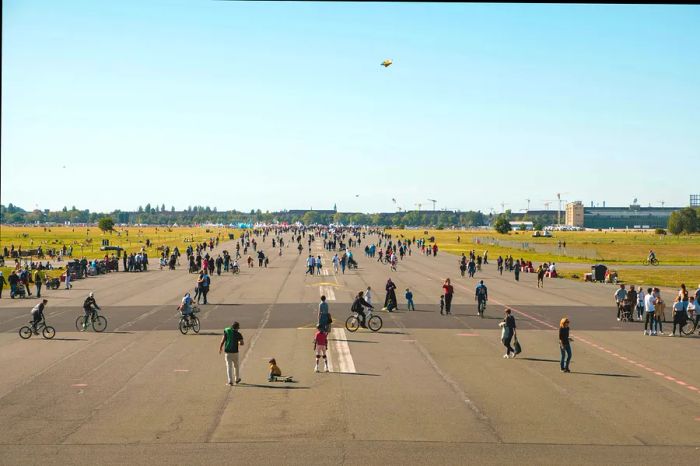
[31,299,48,334]
[647,250,656,264]
[81,292,101,330]
[351,291,373,328]
[475,280,488,316]
[179,292,194,323]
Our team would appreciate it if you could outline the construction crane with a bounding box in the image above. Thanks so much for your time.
[427,199,437,211]
[658,200,665,207]
[525,198,531,211]
[542,200,557,211]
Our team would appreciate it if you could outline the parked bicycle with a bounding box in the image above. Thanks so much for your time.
[19,319,55,340]
[681,311,699,336]
[179,306,201,334]
[345,308,383,332]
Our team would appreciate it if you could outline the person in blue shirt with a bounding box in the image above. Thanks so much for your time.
[405,288,415,311]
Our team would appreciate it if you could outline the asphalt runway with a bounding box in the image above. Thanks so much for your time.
[1,234,698,465]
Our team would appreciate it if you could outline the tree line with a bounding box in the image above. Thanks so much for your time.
[1,203,491,228]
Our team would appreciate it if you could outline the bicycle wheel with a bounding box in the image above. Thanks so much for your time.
[42,326,56,339]
[75,316,87,331]
[367,315,383,332]
[680,319,696,336]
[179,319,189,335]
[19,326,32,339]
[345,315,359,332]
[191,317,200,334]
[93,316,108,332]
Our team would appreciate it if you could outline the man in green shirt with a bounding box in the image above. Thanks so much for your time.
[219,322,244,386]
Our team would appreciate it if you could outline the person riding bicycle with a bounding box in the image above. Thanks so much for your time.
[231,260,240,274]
[352,291,373,328]
[648,250,656,264]
[475,280,488,315]
[82,292,101,330]
[179,292,194,323]
[31,299,48,334]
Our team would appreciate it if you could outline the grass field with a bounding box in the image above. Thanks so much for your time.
[387,228,700,288]
[0,225,241,265]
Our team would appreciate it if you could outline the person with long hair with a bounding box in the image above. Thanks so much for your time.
[559,317,573,373]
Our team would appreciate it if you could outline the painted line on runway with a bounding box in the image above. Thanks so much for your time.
[331,328,356,373]
[320,285,336,301]
[174,369,189,372]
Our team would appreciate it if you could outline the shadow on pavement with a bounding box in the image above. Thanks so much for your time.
[49,338,87,341]
[238,384,310,390]
[195,332,223,336]
[573,371,640,378]
[520,357,559,363]
[331,372,381,377]
[376,330,406,335]
[104,331,133,334]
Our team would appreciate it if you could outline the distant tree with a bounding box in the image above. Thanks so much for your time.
[171,206,175,212]
[138,205,144,213]
[62,206,68,212]
[493,214,512,234]
[161,203,166,212]
[98,217,115,233]
[668,207,697,234]
[145,203,151,213]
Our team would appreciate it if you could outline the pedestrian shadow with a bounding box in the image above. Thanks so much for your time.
[104,331,133,334]
[328,338,378,344]
[237,383,310,390]
[48,338,87,341]
[376,330,405,335]
[572,371,640,378]
[330,372,381,377]
[520,357,559,363]
[194,332,222,336]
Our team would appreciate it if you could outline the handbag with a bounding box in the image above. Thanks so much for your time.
[327,314,333,324]
[514,336,522,355]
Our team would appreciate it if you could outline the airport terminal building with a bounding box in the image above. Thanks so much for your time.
[565,201,681,229]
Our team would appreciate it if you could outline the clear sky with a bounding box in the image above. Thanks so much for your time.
[2,1,699,214]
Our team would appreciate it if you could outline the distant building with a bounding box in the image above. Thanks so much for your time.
[509,221,533,230]
[691,194,700,207]
[580,204,680,229]
[565,202,584,227]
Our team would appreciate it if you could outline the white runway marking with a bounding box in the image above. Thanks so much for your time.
[320,285,336,300]
[331,327,356,373]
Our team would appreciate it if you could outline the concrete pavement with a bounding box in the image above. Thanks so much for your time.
[0,233,698,465]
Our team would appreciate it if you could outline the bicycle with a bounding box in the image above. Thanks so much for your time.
[179,306,201,334]
[680,311,698,336]
[345,308,383,332]
[477,299,487,318]
[642,257,659,266]
[75,307,108,332]
[19,319,55,340]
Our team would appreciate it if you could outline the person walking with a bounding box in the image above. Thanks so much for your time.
[383,278,397,311]
[0,271,6,298]
[643,287,656,336]
[670,296,687,337]
[536,265,545,288]
[442,279,454,315]
[636,287,645,321]
[65,268,72,290]
[318,295,331,332]
[499,308,517,358]
[513,260,521,281]
[559,317,573,372]
[365,286,372,307]
[614,284,627,321]
[313,325,329,373]
[219,321,244,385]
[405,288,415,311]
[33,269,43,298]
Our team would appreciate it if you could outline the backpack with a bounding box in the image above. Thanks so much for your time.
[477,286,486,297]
[351,300,362,312]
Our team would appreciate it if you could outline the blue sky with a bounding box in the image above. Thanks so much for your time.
[2,1,699,214]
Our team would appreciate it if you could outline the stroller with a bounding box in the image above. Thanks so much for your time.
[348,257,358,270]
[15,282,28,298]
[45,277,61,290]
[619,299,634,322]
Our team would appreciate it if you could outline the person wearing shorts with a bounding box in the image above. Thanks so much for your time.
[314,325,329,373]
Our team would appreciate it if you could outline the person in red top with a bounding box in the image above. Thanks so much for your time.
[432,244,438,256]
[442,278,454,315]
[313,325,329,373]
